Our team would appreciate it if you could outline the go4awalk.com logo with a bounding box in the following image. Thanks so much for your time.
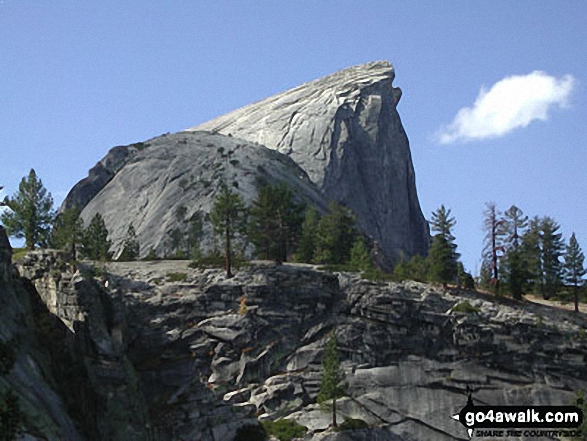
[451,393,584,439]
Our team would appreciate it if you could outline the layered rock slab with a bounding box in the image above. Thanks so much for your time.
[189,61,430,264]
[102,261,587,440]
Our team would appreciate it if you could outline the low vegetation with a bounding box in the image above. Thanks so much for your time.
[261,419,307,441]
[166,272,188,282]
[450,301,480,314]
[335,417,369,432]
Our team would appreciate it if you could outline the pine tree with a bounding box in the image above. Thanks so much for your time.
[503,247,524,300]
[50,206,84,261]
[503,205,528,248]
[318,331,346,428]
[427,205,459,287]
[392,258,411,281]
[0,169,55,249]
[540,217,564,299]
[478,260,493,290]
[393,254,428,282]
[482,202,506,293]
[119,224,140,261]
[186,212,203,259]
[313,202,356,265]
[563,233,586,312]
[348,236,373,271]
[407,255,429,283]
[427,234,458,287]
[82,213,112,261]
[430,205,456,242]
[519,217,543,294]
[501,205,528,299]
[248,183,304,262]
[294,207,320,263]
[210,185,247,278]
[457,262,475,290]
[166,207,203,259]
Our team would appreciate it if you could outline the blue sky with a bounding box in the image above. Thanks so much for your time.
[1,1,586,274]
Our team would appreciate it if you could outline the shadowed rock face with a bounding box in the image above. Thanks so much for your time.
[189,61,430,263]
[62,143,145,212]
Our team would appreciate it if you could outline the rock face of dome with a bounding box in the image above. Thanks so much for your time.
[189,61,430,263]
[65,131,327,258]
[64,62,429,263]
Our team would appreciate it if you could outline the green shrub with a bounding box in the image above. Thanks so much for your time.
[11,248,27,261]
[361,268,395,282]
[233,423,267,441]
[166,272,188,282]
[336,417,369,432]
[261,419,307,441]
[450,301,480,314]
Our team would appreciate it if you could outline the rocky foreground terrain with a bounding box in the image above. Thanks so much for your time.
[1,227,586,440]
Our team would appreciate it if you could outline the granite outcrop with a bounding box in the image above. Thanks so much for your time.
[3,232,586,440]
[190,61,430,264]
[65,131,328,259]
[0,228,152,440]
[63,62,429,264]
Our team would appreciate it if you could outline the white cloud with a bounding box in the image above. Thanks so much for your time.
[435,71,576,144]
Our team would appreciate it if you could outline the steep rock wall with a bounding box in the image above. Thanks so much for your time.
[190,61,430,263]
[0,227,152,440]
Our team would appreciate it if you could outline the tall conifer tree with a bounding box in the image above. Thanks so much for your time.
[318,331,346,428]
[313,202,357,265]
[82,213,112,260]
[482,202,506,293]
[427,205,459,287]
[501,205,528,299]
[210,185,247,278]
[51,206,84,261]
[295,207,320,263]
[248,183,304,262]
[563,233,585,312]
[119,224,140,261]
[1,169,54,249]
[520,217,543,294]
[540,217,564,299]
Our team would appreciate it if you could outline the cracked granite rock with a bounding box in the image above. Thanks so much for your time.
[64,61,429,264]
[190,61,430,264]
[64,131,327,259]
